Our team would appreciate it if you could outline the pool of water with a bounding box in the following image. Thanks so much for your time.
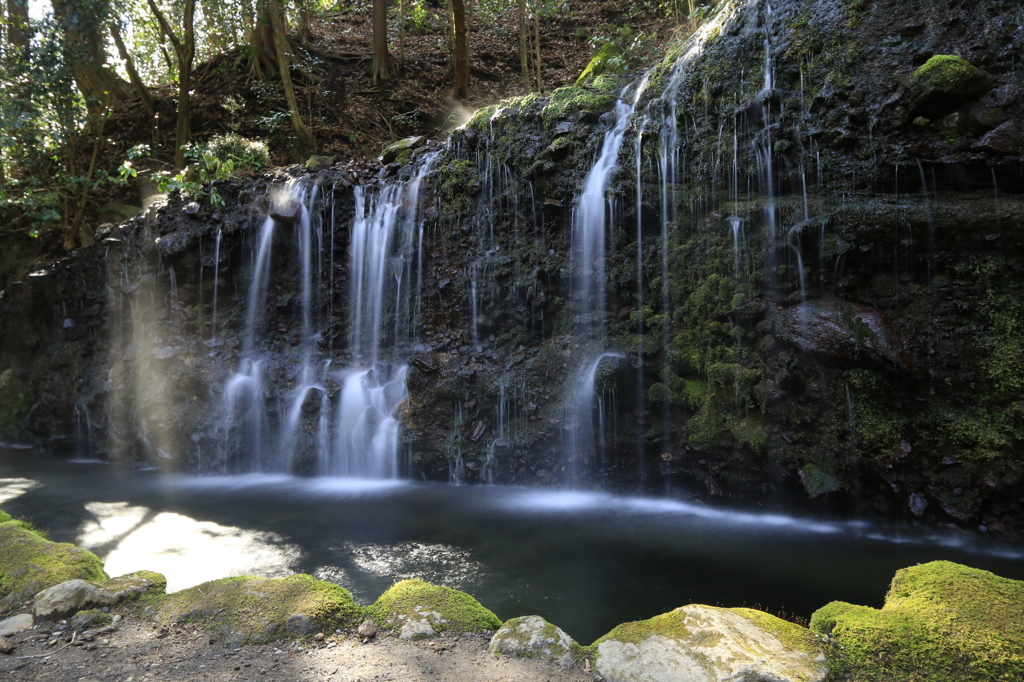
[2,448,1023,644]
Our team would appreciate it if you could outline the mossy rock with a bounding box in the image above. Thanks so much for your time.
[810,561,1024,681]
[541,80,616,126]
[0,519,108,608]
[126,570,167,595]
[489,615,584,666]
[367,579,501,639]
[68,608,112,632]
[150,574,361,646]
[908,55,992,120]
[593,604,827,682]
[380,135,426,164]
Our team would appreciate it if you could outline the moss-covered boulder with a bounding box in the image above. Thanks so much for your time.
[810,561,1024,681]
[380,135,426,164]
[150,574,361,646]
[489,615,581,666]
[368,579,501,639]
[908,55,992,120]
[34,572,164,618]
[593,604,827,682]
[0,517,108,608]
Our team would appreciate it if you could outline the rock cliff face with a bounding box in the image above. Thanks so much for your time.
[2,0,1023,532]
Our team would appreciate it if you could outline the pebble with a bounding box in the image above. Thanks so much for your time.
[0,634,13,654]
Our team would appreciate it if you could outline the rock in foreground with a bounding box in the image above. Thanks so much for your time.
[368,579,501,640]
[151,574,361,646]
[594,604,827,682]
[0,514,108,607]
[810,560,1024,681]
[489,615,579,666]
[34,571,164,618]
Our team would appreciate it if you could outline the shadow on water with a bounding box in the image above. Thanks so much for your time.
[2,448,1023,644]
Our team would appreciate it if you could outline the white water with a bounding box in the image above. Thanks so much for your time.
[220,155,437,477]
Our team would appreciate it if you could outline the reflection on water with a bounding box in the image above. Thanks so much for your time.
[0,477,40,505]
[1,450,1023,644]
[77,502,302,592]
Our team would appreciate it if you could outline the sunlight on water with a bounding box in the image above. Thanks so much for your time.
[0,477,41,505]
[76,501,302,592]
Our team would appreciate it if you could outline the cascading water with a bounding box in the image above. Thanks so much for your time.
[220,154,437,477]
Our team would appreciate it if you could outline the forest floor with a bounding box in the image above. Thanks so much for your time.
[0,613,594,682]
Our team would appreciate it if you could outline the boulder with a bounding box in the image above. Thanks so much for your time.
[304,155,335,172]
[0,613,33,637]
[151,574,360,646]
[489,615,578,666]
[774,300,912,371]
[594,604,828,682]
[0,517,108,608]
[908,55,992,120]
[973,120,1023,155]
[34,572,162,618]
[368,579,501,640]
[811,561,1024,681]
[379,136,426,164]
[270,197,302,224]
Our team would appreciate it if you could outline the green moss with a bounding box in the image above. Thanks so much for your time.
[800,464,842,498]
[368,579,501,634]
[151,574,361,644]
[0,519,108,606]
[435,159,477,221]
[69,608,113,631]
[126,569,167,595]
[727,608,822,656]
[593,607,692,647]
[576,43,629,84]
[810,561,1024,681]
[540,84,615,126]
[466,104,498,132]
[912,55,983,90]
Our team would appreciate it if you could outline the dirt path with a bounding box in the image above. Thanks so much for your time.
[1,614,595,682]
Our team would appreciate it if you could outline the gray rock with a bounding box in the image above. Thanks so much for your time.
[358,620,377,639]
[270,197,302,223]
[399,618,436,640]
[0,613,33,637]
[305,155,335,172]
[0,634,12,654]
[34,575,157,618]
[774,299,912,371]
[595,604,828,682]
[489,615,576,666]
[285,614,314,636]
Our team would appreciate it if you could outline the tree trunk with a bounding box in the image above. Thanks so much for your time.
[518,0,529,91]
[399,0,406,65]
[450,0,469,98]
[51,0,131,112]
[533,2,542,94]
[371,0,392,83]
[265,0,315,152]
[146,0,195,169]
[110,21,156,118]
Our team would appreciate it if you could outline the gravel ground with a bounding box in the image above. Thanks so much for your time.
[0,615,596,682]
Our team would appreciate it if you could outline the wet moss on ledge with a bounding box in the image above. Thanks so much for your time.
[149,574,362,645]
[810,561,1024,681]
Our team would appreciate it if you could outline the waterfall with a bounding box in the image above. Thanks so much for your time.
[564,353,624,487]
[219,154,437,477]
[571,77,650,337]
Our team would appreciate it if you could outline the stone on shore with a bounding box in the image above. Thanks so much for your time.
[150,574,361,646]
[489,615,579,666]
[368,579,501,640]
[811,561,1024,681]
[594,604,827,682]
[0,613,33,637]
[34,572,163,618]
[0,515,108,608]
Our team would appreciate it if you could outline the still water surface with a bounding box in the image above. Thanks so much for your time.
[2,448,1023,643]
